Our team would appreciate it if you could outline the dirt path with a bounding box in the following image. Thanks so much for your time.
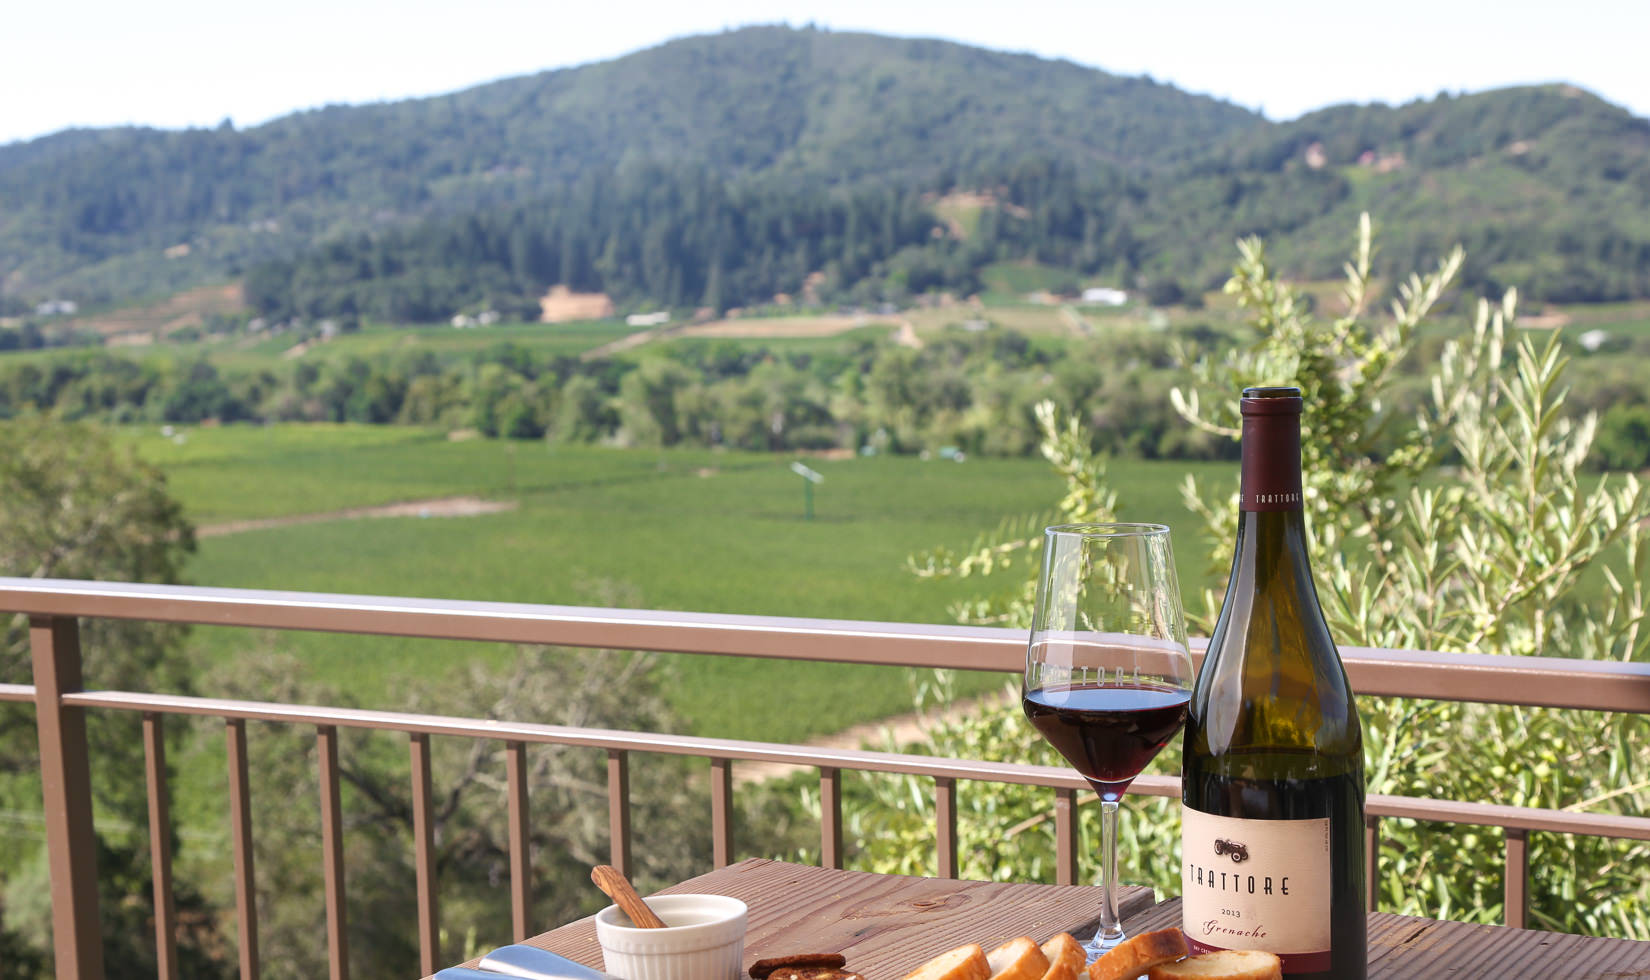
[581,314,898,360]
[734,687,1016,785]
[679,314,895,339]
[197,496,517,538]
[581,328,671,361]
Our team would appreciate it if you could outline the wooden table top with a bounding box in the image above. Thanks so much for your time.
[1117,893,1650,978]
[446,859,1650,979]
[466,859,1155,979]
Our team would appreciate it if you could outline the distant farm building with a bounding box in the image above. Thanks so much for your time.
[626,311,670,327]
[1081,287,1128,306]
[539,285,616,323]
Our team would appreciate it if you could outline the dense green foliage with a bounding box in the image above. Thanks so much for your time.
[5,28,1650,317]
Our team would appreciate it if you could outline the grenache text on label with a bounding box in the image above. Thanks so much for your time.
[1202,921,1268,940]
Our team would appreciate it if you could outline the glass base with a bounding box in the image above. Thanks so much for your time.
[1082,926,1126,964]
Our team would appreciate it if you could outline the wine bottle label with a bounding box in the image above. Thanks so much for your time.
[1181,805,1332,972]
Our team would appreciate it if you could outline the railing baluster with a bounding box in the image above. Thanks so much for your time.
[710,757,733,869]
[819,767,843,870]
[30,615,103,980]
[1054,787,1078,887]
[608,749,632,878]
[226,717,259,980]
[317,726,348,980]
[144,712,179,980]
[935,776,958,879]
[409,733,440,974]
[506,740,531,941]
[1365,814,1380,912]
[1505,827,1529,928]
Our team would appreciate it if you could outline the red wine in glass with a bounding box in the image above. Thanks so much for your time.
[1023,682,1191,802]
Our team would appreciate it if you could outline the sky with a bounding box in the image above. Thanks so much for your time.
[4,0,1648,147]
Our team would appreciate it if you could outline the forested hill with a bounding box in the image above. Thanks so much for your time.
[0,26,1260,308]
[1185,86,1650,302]
[4,25,1650,319]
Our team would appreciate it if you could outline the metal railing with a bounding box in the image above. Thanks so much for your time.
[4,577,1650,979]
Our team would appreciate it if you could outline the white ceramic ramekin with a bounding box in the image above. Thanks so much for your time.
[594,893,747,980]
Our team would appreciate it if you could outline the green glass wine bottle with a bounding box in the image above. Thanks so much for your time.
[1181,386,1367,979]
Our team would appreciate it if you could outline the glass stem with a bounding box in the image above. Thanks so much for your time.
[1086,798,1126,959]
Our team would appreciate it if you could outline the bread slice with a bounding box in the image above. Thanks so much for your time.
[1034,955,1079,980]
[1146,950,1281,980]
[1086,929,1190,980]
[903,943,991,980]
[1039,934,1084,979]
[986,937,1049,980]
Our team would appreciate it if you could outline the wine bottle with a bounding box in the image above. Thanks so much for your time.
[1181,386,1366,979]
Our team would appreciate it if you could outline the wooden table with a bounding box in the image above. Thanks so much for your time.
[1123,896,1650,977]
[443,859,1650,979]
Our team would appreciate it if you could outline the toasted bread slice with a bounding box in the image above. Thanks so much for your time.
[903,943,992,980]
[1146,950,1281,980]
[1039,934,1084,979]
[1034,955,1079,980]
[987,937,1049,980]
[1086,929,1190,980]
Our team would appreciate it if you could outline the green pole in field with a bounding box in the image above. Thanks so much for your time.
[790,461,824,521]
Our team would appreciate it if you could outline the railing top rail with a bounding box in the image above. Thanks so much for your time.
[5,577,1649,713]
[64,688,1084,786]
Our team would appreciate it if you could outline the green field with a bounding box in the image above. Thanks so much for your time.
[248,320,641,362]
[127,425,1224,743]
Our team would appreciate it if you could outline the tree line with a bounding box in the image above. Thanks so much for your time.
[0,326,1221,460]
[5,320,1648,469]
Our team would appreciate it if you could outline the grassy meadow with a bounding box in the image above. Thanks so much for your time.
[124,424,1225,743]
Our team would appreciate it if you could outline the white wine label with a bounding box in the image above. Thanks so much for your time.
[1181,805,1331,971]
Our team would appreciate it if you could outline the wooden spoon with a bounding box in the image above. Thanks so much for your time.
[591,864,669,929]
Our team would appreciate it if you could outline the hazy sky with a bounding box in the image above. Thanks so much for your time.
[4,0,1647,146]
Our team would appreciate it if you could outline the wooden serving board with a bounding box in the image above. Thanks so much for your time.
[461,859,1156,979]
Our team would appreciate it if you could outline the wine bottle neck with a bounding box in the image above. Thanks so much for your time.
[1234,508,1313,567]
[1239,406,1302,513]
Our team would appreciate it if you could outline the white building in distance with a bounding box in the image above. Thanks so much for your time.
[1081,287,1127,306]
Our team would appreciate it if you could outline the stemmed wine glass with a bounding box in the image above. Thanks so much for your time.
[1022,523,1194,961]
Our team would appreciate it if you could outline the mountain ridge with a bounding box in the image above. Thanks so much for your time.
[2,25,1647,315]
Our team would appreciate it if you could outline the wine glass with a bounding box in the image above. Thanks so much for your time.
[1022,523,1194,961]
